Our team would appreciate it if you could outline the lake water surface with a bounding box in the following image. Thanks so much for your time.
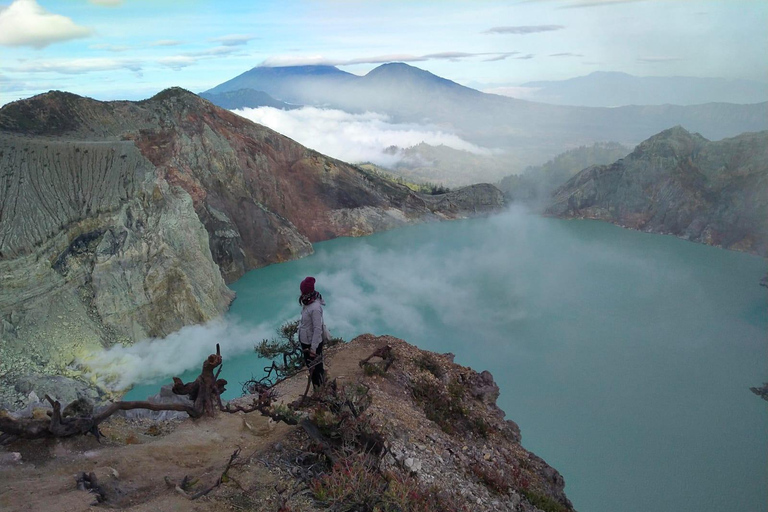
[125,208,767,512]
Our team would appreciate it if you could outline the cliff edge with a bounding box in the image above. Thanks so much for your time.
[0,335,573,512]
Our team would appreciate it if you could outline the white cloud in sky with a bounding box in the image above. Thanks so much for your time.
[637,56,684,63]
[89,43,131,52]
[157,56,196,70]
[209,34,257,46]
[88,0,122,6]
[15,56,142,74]
[158,46,241,70]
[9,45,239,75]
[233,106,491,167]
[259,51,520,68]
[484,25,565,34]
[561,0,652,8]
[188,46,240,57]
[0,0,92,49]
[150,39,184,47]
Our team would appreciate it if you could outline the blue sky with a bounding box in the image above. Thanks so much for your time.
[0,0,766,105]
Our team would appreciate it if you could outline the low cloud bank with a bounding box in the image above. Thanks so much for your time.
[80,319,272,392]
[233,106,490,168]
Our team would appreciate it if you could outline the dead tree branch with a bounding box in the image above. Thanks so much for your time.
[165,448,242,500]
[0,346,226,440]
[359,345,395,373]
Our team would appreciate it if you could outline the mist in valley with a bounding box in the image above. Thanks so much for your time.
[233,105,493,170]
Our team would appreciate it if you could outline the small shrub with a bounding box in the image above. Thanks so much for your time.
[511,463,531,490]
[520,489,569,512]
[309,382,385,455]
[447,379,465,401]
[325,335,345,349]
[310,455,386,509]
[411,377,469,435]
[311,459,470,512]
[429,184,450,195]
[363,362,387,377]
[470,416,490,438]
[415,354,444,379]
[384,475,470,512]
[470,463,510,495]
[247,320,345,392]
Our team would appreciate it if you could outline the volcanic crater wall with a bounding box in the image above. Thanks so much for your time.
[0,88,503,406]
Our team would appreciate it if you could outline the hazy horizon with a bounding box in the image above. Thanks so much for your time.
[1,0,766,106]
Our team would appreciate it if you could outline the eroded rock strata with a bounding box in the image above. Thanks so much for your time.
[0,89,503,406]
[547,127,768,256]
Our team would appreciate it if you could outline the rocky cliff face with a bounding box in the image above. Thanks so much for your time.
[547,127,768,256]
[0,134,235,405]
[0,88,504,407]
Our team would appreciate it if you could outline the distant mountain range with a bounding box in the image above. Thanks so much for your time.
[204,63,768,176]
[516,72,768,107]
[547,127,768,256]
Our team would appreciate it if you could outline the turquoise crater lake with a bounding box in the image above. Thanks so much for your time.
[126,208,767,512]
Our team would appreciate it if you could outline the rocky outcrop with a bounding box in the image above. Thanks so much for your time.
[0,88,503,407]
[547,127,768,256]
[0,335,574,512]
[339,335,574,512]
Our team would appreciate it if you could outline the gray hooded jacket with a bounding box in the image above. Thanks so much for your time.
[299,298,324,352]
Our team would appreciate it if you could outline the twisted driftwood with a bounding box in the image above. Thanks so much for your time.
[0,345,232,441]
[359,345,395,373]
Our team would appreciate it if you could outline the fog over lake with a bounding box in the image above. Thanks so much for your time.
[118,208,767,512]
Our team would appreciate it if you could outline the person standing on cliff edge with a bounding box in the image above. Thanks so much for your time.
[298,276,327,389]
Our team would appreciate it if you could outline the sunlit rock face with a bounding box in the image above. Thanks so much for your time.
[548,126,768,256]
[0,88,503,406]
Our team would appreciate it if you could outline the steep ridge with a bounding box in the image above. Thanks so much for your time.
[0,88,503,406]
[546,127,768,255]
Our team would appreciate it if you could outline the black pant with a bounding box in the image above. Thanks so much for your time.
[301,342,325,388]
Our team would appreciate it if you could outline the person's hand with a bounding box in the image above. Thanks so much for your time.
[310,350,316,358]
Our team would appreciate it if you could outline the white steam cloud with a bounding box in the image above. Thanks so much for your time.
[307,207,552,345]
[233,106,490,167]
[80,319,272,392]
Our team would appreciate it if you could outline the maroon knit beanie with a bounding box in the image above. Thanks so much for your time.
[300,276,316,295]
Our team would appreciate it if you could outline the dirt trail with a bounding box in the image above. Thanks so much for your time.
[0,336,385,512]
